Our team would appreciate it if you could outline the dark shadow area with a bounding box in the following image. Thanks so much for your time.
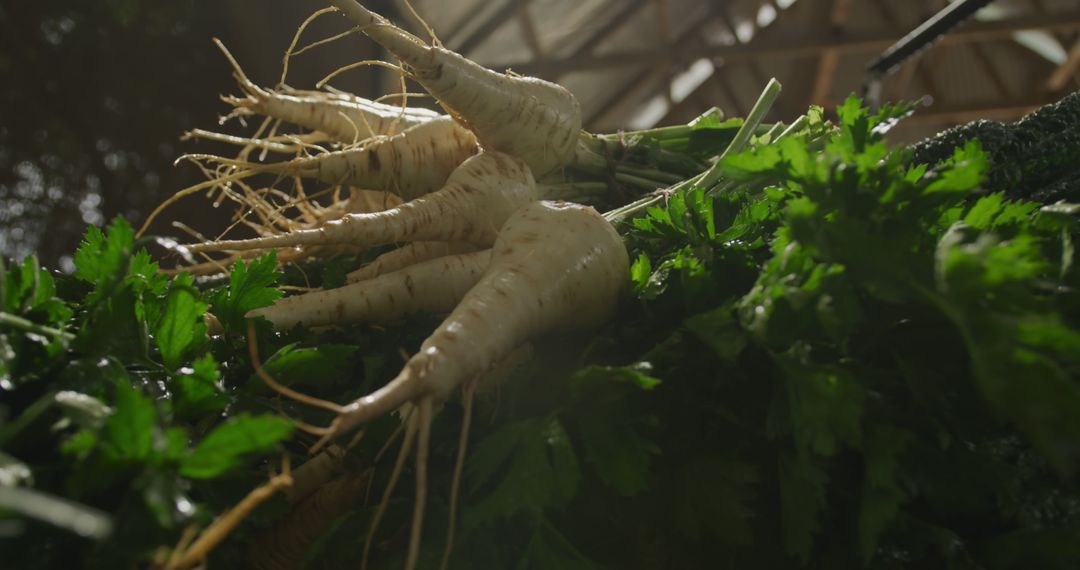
[0,0,396,269]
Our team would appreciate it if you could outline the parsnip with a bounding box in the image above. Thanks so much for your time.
[327,0,581,177]
[187,151,537,253]
[314,200,628,445]
[248,249,491,330]
[192,116,478,202]
[346,240,480,282]
[217,38,440,142]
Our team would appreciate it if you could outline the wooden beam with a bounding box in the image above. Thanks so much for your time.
[713,69,746,117]
[809,0,854,106]
[550,0,648,76]
[586,65,668,128]
[971,42,1012,98]
[889,55,920,100]
[1046,38,1080,92]
[899,94,1057,125]
[518,4,544,59]
[585,2,721,128]
[493,9,1080,76]
[718,4,770,89]
[450,0,532,56]
[872,0,942,101]
[658,0,800,125]
[659,62,747,124]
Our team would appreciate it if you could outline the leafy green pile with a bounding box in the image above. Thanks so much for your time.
[1,223,296,568]
[2,94,1080,569]
[601,96,1080,568]
[910,90,1080,203]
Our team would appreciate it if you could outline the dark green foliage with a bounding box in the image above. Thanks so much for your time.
[911,90,1080,202]
[3,94,1080,569]
[1,219,295,568]
[604,94,1080,568]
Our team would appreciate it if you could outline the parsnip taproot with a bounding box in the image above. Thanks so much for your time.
[308,200,625,570]
[248,472,370,570]
[312,199,628,442]
[326,0,581,177]
[248,249,491,330]
[346,240,480,282]
[216,38,440,142]
[140,115,479,238]
[227,87,442,143]
[187,151,536,253]
[192,115,478,202]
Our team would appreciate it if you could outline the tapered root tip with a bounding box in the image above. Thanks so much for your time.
[310,360,433,452]
[327,0,432,70]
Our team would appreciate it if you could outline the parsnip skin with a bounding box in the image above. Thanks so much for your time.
[329,200,629,436]
[327,0,581,177]
[232,87,442,142]
[238,116,479,202]
[247,249,492,330]
[346,241,481,282]
[248,473,369,570]
[189,151,537,253]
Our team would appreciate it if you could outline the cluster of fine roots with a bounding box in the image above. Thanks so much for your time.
[151,1,633,569]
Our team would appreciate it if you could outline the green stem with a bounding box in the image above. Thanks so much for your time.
[0,390,58,446]
[605,78,784,223]
[603,172,703,224]
[702,78,782,191]
[539,181,608,202]
[763,121,785,141]
[569,140,695,187]
[777,114,809,141]
[0,312,74,341]
[595,124,692,142]
[614,172,667,191]
[616,165,684,184]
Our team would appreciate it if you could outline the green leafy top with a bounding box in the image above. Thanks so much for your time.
[207,251,282,334]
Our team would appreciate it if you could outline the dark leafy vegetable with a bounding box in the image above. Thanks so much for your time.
[2,93,1079,569]
[911,90,1080,202]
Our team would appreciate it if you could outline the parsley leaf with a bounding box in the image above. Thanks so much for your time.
[207,252,282,334]
[180,414,293,479]
[467,417,580,526]
[153,273,207,371]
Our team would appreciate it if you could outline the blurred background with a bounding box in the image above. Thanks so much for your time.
[2,0,1078,268]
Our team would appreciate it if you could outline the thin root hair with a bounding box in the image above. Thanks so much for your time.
[362,411,418,570]
[316,59,405,89]
[247,319,346,414]
[280,7,341,86]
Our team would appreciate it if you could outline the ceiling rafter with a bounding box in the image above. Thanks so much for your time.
[548,0,648,80]
[971,42,1012,98]
[518,5,544,59]
[809,0,854,107]
[494,9,1080,77]
[657,1,792,126]
[449,0,532,56]
[872,0,942,102]
[585,1,725,129]
[902,93,1058,124]
[586,64,668,128]
[652,0,673,103]
[782,0,843,114]
[1047,38,1080,92]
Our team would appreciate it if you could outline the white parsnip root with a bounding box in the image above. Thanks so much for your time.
[346,240,480,282]
[305,200,628,442]
[248,249,491,330]
[169,2,636,568]
[327,0,582,177]
[188,151,537,253]
[190,116,479,202]
[216,37,439,142]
